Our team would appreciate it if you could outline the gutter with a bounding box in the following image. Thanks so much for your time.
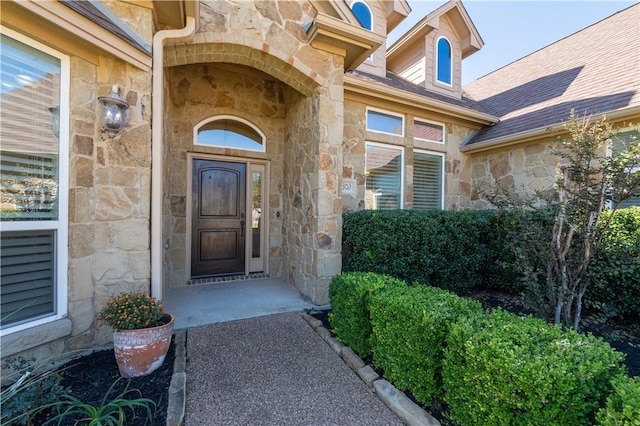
[151,6,198,300]
[460,105,640,154]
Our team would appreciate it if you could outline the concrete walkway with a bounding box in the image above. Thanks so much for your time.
[184,313,403,425]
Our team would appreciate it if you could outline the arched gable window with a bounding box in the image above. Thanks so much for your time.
[351,1,373,30]
[194,116,266,152]
[436,37,452,85]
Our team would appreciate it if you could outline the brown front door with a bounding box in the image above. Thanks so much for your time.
[191,160,246,277]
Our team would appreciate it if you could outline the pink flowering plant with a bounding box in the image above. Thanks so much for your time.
[99,292,164,332]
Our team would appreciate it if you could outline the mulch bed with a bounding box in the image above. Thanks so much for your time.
[30,337,176,426]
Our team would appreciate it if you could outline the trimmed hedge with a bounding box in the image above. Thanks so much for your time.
[596,376,640,426]
[342,209,512,293]
[443,309,627,425]
[588,206,640,319]
[328,272,406,357]
[369,285,483,405]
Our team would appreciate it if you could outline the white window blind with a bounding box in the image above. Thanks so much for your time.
[1,31,65,329]
[365,144,403,209]
[414,151,443,210]
[1,231,55,326]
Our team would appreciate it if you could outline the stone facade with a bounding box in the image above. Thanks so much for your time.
[468,138,560,209]
[341,99,477,212]
[160,0,344,305]
[1,3,153,361]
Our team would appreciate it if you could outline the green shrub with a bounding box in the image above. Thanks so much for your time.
[369,285,483,405]
[596,376,640,426]
[1,357,69,426]
[342,209,507,293]
[443,309,627,426]
[588,206,640,319]
[328,272,406,357]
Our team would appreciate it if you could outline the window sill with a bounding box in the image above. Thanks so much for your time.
[1,318,72,358]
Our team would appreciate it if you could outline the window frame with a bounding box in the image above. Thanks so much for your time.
[0,26,70,335]
[435,36,453,86]
[365,141,405,210]
[414,118,446,144]
[608,128,640,209]
[350,0,373,31]
[366,107,405,137]
[193,115,266,153]
[413,149,445,210]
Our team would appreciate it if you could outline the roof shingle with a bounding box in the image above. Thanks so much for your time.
[463,3,640,145]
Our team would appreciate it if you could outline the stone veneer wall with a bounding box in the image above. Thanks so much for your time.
[163,64,288,286]
[468,138,559,209]
[161,0,344,304]
[342,98,477,212]
[2,4,154,362]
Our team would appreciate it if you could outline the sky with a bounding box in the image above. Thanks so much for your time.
[386,1,637,84]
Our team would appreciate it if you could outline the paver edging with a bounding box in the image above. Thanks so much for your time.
[301,312,440,426]
[166,329,187,426]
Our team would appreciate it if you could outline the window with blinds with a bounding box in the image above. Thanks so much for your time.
[1,31,65,329]
[414,119,444,143]
[612,130,640,209]
[413,151,444,210]
[365,143,403,209]
[1,232,55,326]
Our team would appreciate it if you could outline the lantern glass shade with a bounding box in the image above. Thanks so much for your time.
[98,85,130,138]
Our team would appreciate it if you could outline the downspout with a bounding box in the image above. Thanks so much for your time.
[151,9,197,299]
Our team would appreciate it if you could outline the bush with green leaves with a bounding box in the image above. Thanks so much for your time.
[1,357,69,426]
[328,272,406,357]
[588,206,640,320]
[596,375,640,426]
[369,285,483,405]
[342,209,510,293]
[443,309,627,425]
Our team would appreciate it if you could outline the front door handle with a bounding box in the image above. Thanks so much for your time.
[240,220,245,237]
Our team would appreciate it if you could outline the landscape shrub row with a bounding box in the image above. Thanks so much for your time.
[329,272,630,425]
[342,209,515,293]
[342,207,640,318]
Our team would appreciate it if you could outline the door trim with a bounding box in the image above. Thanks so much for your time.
[186,153,270,279]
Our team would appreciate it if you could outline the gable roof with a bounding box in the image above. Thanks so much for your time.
[387,0,483,60]
[462,3,640,151]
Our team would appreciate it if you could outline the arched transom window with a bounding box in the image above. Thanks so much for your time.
[194,116,266,152]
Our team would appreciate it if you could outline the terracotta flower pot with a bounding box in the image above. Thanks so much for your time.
[112,313,174,378]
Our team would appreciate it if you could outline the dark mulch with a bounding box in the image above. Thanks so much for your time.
[31,337,175,426]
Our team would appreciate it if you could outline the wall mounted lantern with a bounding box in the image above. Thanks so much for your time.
[98,84,130,139]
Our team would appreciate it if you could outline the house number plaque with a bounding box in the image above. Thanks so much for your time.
[342,179,356,195]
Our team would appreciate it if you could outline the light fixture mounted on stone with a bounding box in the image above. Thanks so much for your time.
[98,84,131,139]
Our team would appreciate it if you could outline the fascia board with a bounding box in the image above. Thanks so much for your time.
[344,74,498,125]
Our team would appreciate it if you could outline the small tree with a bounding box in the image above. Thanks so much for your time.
[487,110,640,331]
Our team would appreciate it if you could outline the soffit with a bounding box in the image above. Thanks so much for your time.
[382,0,412,33]
[307,12,385,71]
